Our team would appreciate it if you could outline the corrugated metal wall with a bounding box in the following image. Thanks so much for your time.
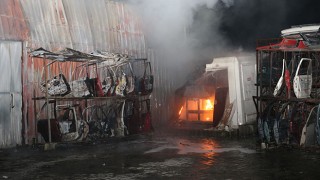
[149,51,175,127]
[0,0,28,40]
[19,0,146,57]
[0,0,177,147]
[20,0,149,144]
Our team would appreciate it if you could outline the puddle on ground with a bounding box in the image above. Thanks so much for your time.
[144,137,256,154]
[2,136,320,180]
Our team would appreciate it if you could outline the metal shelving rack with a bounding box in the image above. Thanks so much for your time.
[256,49,320,110]
[30,48,152,144]
[255,40,320,145]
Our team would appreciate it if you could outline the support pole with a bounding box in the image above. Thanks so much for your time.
[197,99,200,121]
[44,56,52,143]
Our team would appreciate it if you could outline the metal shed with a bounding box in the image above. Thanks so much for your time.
[0,0,149,148]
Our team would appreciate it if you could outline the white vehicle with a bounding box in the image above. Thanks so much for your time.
[281,24,320,47]
[293,58,312,98]
[281,24,320,39]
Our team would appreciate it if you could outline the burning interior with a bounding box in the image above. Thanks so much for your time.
[174,54,257,131]
[175,69,229,128]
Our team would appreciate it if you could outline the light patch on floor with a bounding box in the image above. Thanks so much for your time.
[131,157,192,177]
[144,138,256,154]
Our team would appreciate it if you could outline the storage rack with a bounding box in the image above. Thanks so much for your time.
[30,48,152,143]
[255,40,320,145]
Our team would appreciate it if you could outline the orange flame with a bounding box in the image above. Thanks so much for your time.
[205,99,214,110]
[179,106,183,115]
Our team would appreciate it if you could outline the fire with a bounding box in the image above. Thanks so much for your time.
[179,106,183,115]
[205,99,214,110]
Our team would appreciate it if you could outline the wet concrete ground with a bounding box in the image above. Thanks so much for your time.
[1,132,320,180]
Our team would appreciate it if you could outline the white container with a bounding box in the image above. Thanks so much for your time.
[206,55,257,129]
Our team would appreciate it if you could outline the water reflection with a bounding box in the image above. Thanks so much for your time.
[144,137,257,175]
[1,136,261,180]
[145,137,255,155]
[199,139,217,167]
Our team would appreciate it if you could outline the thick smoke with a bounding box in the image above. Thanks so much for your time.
[126,0,320,124]
[218,0,320,49]
[128,0,320,85]
[127,0,227,86]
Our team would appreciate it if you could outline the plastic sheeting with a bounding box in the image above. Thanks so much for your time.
[0,41,23,148]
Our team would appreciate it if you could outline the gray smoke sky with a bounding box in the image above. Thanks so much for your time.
[127,0,231,87]
[126,0,320,88]
[128,0,219,48]
[124,0,320,123]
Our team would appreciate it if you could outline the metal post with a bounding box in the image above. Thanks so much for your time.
[33,88,37,142]
[197,99,200,121]
[85,99,88,122]
[186,98,189,121]
[269,52,273,95]
[44,56,52,143]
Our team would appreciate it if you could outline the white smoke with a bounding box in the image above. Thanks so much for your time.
[128,0,223,47]
[127,0,230,85]
[221,0,234,8]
